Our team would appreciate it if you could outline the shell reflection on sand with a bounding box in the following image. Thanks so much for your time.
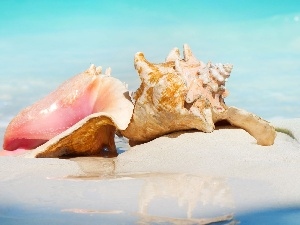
[137,173,234,220]
[65,157,234,223]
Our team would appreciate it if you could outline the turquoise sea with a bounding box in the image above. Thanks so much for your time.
[0,1,300,224]
[1,0,300,147]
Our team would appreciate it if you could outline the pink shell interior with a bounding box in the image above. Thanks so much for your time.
[3,66,115,151]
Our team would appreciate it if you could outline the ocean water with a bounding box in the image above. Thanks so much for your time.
[0,1,300,224]
[1,1,300,149]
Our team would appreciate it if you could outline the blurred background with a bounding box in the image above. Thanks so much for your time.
[1,0,300,148]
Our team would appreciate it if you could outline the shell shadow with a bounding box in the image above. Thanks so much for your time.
[164,120,239,139]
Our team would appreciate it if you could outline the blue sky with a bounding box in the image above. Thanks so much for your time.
[0,0,300,122]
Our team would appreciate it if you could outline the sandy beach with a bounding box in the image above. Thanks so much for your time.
[0,118,299,224]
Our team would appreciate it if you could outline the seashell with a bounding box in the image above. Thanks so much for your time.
[122,44,276,146]
[3,64,134,157]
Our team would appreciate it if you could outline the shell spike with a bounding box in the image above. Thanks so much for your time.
[105,67,112,76]
[134,52,146,69]
[96,66,102,75]
[183,44,198,63]
[88,64,96,73]
[165,47,180,62]
[224,64,233,73]
[134,52,154,81]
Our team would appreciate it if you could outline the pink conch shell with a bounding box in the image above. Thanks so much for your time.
[3,65,133,157]
[122,44,276,146]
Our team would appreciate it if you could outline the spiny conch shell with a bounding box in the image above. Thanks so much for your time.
[3,64,134,158]
[121,44,276,146]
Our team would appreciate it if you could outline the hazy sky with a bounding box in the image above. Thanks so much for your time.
[0,0,300,120]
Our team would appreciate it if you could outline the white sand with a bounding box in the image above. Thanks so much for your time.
[0,118,299,224]
[115,119,300,210]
